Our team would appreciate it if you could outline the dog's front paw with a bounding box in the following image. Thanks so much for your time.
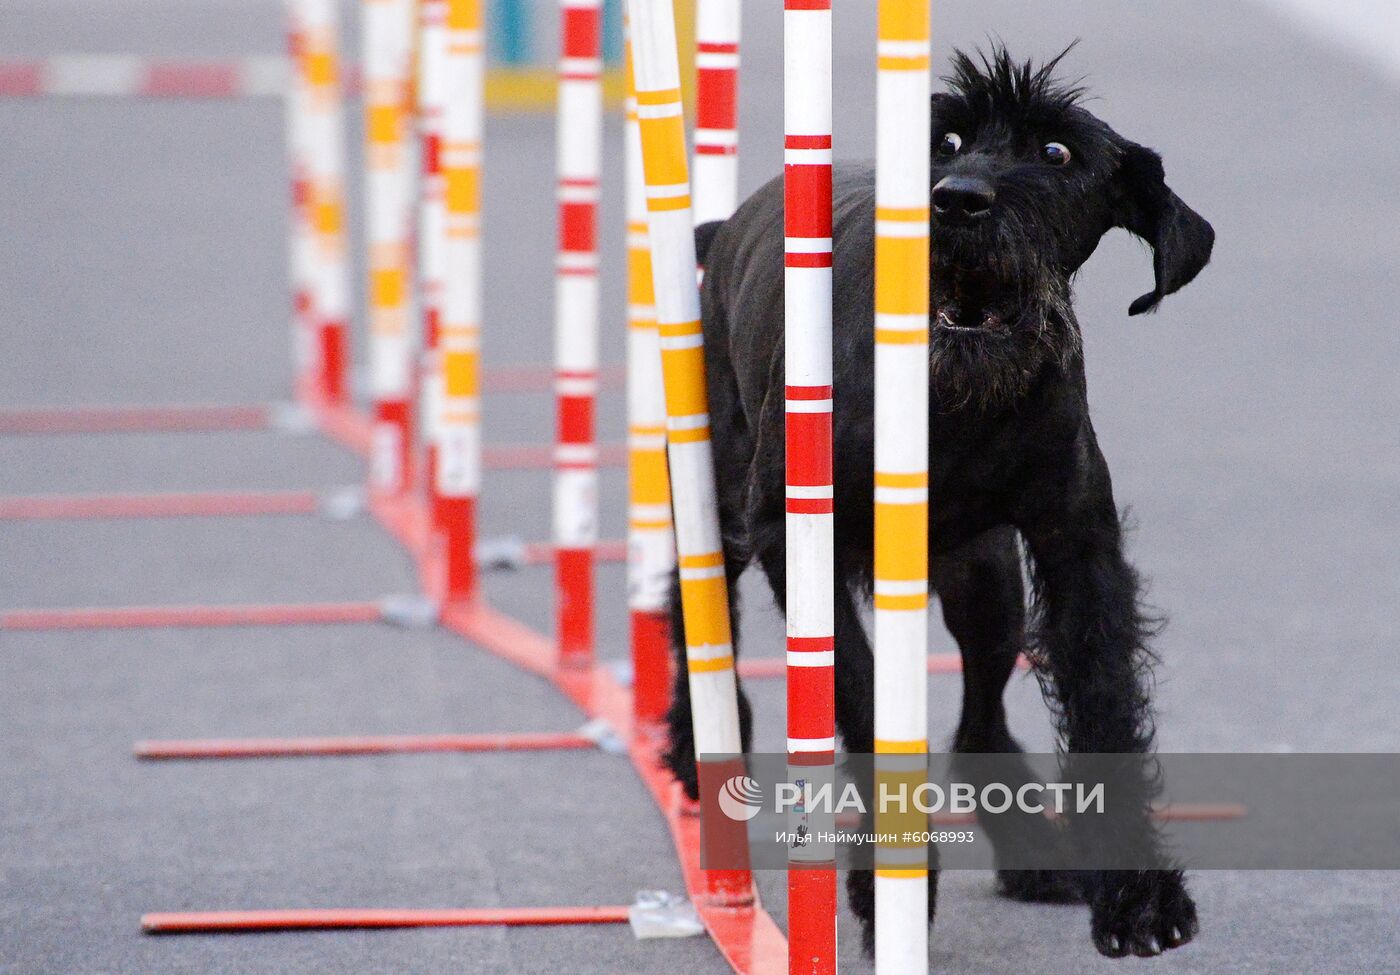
[1089,870,1197,958]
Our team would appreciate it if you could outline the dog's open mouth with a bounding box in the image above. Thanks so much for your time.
[932,265,1020,335]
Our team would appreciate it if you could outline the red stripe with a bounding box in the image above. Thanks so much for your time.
[786,412,832,485]
[0,62,42,96]
[695,145,737,157]
[785,165,833,237]
[786,751,836,766]
[561,8,602,59]
[786,635,834,652]
[422,132,441,176]
[785,0,832,8]
[558,201,596,253]
[557,395,594,446]
[784,134,832,150]
[697,42,739,54]
[785,498,834,514]
[784,253,833,269]
[785,385,832,401]
[142,63,238,97]
[696,70,737,131]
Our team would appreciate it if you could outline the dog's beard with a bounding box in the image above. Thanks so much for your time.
[929,234,1080,412]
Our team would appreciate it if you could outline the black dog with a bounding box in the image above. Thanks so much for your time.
[663,47,1213,958]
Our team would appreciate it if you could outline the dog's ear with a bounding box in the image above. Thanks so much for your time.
[1112,141,1215,316]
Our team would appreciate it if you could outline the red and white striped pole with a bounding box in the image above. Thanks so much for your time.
[433,0,486,602]
[417,0,449,508]
[301,0,352,406]
[784,1,838,971]
[691,0,740,224]
[284,2,316,395]
[364,0,417,496]
[627,0,753,906]
[553,0,603,668]
[874,2,932,972]
[624,25,675,726]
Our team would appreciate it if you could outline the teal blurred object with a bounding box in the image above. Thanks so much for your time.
[490,0,530,66]
[489,0,623,67]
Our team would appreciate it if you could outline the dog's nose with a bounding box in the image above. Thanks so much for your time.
[932,176,995,223]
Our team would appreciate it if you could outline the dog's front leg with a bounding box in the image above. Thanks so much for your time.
[1016,440,1198,959]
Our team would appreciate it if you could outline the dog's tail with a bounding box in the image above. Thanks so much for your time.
[694,220,724,268]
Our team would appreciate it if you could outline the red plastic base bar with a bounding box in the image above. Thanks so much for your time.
[482,442,627,471]
[0,601,383,631]
[133,731,596,760]
[0,490,321,520]
[141,905,632,934]
[0,403,269,434]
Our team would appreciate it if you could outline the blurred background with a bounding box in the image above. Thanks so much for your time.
[1,1,1396,973]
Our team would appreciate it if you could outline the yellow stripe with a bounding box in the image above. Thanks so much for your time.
[687,656,734,674]
[367,103,400,145]
[371,267,406,308]
[680,575,732,647]
[445,0,481,31]
[667,426,710,443]
[658,320,700,338]
[877,0,930,42]
[877,55,931,72]
[875,738,929,754]
[442,350,478,397]
[444,166,479,216]
[635,86,682,106]
[876,503,927,581]
[875,868,929,879]
[875,205,929,223]
[647,194,691,212]
[874,471,928,488]
[874,328,930,345]
[874,593,927,611]
[661,346,707,419]
[304,50,335,88]
[875,236,929,315]
[639,114,688,186]
[679,551,723,570]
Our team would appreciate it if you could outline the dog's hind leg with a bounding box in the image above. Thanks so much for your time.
[934,526,1083,903]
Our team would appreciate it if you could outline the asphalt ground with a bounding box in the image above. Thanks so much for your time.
[1,1,1397,972]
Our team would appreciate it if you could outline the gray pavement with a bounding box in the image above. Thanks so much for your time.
[2,1,1398,972]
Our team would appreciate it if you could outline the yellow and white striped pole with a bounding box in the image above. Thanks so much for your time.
[626,0,751,905]
[364,0,417,495]
[416,0,449,501]
[433,0,485,601]
[284,1,315,392]
[300,0,352,406]
[873,2,932,972]
[623,25,675,726]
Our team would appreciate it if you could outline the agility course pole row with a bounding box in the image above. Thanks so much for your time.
[872,3,935,973]
[295,0,353,405]
[623,24,677,727]
[692,0,740,223]
[552,0,605,668]
[628,0,754,911]
[430,0,488,602]
[363,0,417,495]
[783,1,839,971]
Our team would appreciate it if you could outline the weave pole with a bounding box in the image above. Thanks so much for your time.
[432,0,486,601]
[691,0,740,223]
[416,0,449,522]
[553,0,604,668]
[623,26,676,726]
[364,0,417,495]
[626,0,752,906]
[284,3,316,393]
[300,0,352,405]
[783,1,838,971]
[873,2,932,972]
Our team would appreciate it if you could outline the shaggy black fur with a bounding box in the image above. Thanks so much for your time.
[662,47,1213,959]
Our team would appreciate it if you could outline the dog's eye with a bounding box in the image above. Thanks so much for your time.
[1043,142,1072,166]
[938,132,963,156]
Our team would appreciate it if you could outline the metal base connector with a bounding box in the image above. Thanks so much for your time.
[475,535,527,570]
[627,890,703,940]
[378,594,440,629]
[577,718,626,755]
[267,400,317,435]
[319,485,367,521]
